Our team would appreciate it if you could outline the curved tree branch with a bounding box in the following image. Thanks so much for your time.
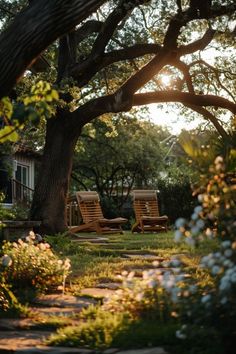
[132,91,236,114]
[178,28,216,56]
[0,0,107,98]
[185,104,229,139]
[71,43,161,85]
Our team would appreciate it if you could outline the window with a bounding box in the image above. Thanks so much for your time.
[15,163,29,187]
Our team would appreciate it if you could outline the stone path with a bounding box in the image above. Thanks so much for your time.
[0,237,172,354]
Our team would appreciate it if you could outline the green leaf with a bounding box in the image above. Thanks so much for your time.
[0,126,19,143]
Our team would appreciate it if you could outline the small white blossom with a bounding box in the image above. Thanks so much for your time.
[224,249,233,258]
[176,330,187,340]
[230,273,236,283]
[201,294,211,304]
[220,297,228,305]
[191,213,198,221]
[211,265,221,275]
[222,240,231,249]
[175,218,186,228]
[196,219,205,229]
[1,254,12,267]
[194,206,202,214]
[152,260,160,267]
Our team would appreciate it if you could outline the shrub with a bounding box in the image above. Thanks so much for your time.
[0,273,27,317]
[48,307,131,349]
[0,232,71,299]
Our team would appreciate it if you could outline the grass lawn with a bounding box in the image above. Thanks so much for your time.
[47,230,218,292]
[43,231,222,354]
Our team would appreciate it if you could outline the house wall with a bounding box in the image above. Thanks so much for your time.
[13,154,35,189]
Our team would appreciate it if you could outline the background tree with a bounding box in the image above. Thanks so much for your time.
[71,113,170,205]
[0,0,236,233]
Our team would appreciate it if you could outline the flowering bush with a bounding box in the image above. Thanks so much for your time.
[102,156,236,353]
[172,157,236,352]
[0,231,71,297]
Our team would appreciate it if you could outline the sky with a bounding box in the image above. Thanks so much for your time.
[147,37,235,135]
[148,104,201,135]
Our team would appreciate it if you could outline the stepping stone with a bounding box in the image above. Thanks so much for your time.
[33,294,97,308]
[96,283,121,290]
[0,330,52,349]
[16,347,94,353]
[79,288,116,298]
[29,306,83,317]
[72,238,109,244]
[115,348,168,354]
[122,254,164,260]
[0,318,40,331]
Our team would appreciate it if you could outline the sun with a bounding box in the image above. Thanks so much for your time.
[160,75,171,86]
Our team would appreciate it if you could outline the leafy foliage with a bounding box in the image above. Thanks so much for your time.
[0,232,71,300]
[0,80,58,143]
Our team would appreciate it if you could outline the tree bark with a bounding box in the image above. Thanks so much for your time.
[30,110,82,234]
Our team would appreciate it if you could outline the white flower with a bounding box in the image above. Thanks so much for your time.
[29,230,36,239]
[64,258,71,270]
[220,297,228,305]
[205,228,213,238]
[207,258,215,268]
[38,243,46,251]
[219,276,231,291]
[214,156,223,164]
[224,249,233,258]
[201,255,210,265]
[223,259,233,268]
[222,240,231,249]
[211,265,221,275]
[214,252,221,259]
[194,206,202,214]
[191,213,198,221]
[152,260,160,267]
[198,194,203,202]
[230,273,236,283]
[175,218,186,228]
[196,219,205,229]
[201,294,211,304]
[176,330,187,339]
[1,254,12,267]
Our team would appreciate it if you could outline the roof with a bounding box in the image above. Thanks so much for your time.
[13,143,41,159]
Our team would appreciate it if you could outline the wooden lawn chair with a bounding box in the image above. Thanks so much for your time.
[69,191,128,235]
[131,189,169,233]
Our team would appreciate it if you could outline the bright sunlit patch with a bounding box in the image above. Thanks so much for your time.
[160,75,171,86]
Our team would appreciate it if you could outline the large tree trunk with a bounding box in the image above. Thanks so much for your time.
[30,111,82,235]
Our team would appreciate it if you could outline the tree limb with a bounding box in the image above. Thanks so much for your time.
[185,104,229,139]
[178,28,216,56]
[0,0,107,98]
[132,91,236,114]
[71,43,161,85]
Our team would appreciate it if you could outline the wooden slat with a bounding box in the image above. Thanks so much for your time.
[131,190,169,233]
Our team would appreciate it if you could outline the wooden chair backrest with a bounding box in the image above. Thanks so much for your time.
[76,191,104,223]
[132,190,160,221]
